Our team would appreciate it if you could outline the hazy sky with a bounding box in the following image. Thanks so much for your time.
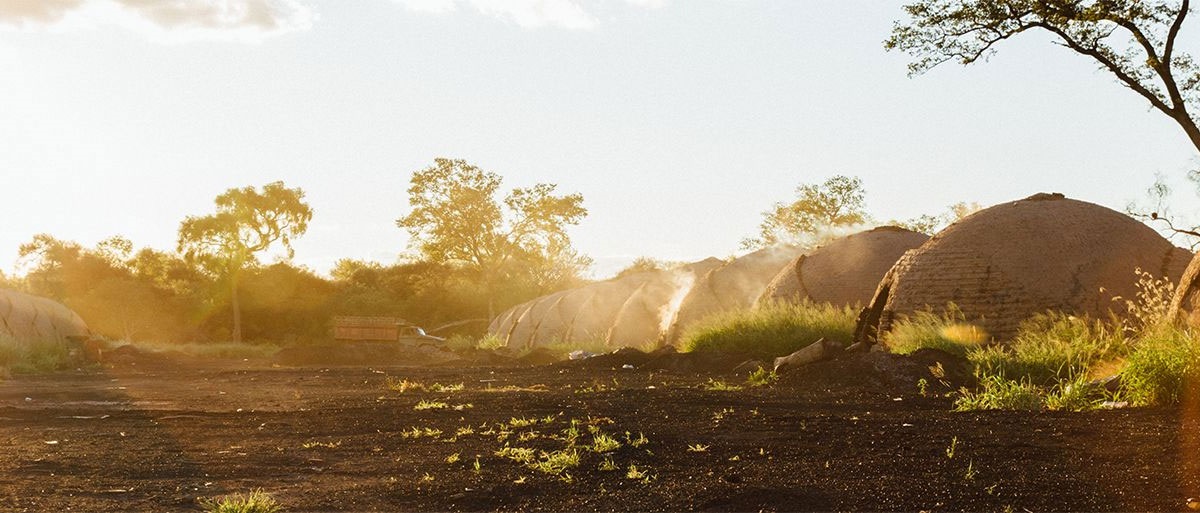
[2,0,1198,279]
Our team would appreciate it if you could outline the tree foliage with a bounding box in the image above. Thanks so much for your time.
[887,0,1200,152]
[177,181,313,342]
[742,175,869,250]
[396,158,590,312]
[893,201,983,235]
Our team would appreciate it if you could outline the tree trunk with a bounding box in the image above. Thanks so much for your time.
[1176,112,1200,155]
[230,271,242,343]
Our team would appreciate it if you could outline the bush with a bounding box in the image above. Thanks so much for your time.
[0,334,76,375]
[1121,324,1200,406]
[679,301,856,358]
[883,305,988,357]
[969,313,1124,386]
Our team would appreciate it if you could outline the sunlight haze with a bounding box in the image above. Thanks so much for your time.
[2,0,1196,278]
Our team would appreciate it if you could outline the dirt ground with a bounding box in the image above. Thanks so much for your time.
[0,347,1198,512]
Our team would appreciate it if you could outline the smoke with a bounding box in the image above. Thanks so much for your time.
[0,0,314,41]
[656,269,695,335]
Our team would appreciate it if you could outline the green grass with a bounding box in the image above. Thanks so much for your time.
[1121,324,1200,406]
[883,305,988,357]
[968,313,1124,386]
[0,334,76,375]
[954,375,1045,411]
[679,301,856,358]
[200,489,281,513]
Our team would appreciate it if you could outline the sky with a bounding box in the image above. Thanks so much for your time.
[2,0,1199,279]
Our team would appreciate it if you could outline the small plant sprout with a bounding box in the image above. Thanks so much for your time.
[917,378,929,396]
[496,446,537,464]
[591,433,621,453]
[386,377,424,393]
[945,436,958,459]
[452,403,474,411]
[429,382,464,393]
[445,452,461,464]
[509,416,540,428]
[687,443,710,453]
[301,440,340,449]
[626,464,648,480]
[703,379,743,391]
[964,460,977,481]
[201,489,281,513]
[455,426,475,437]
[599,455,618,471]
[626,431,650,448]
[472,457,482,474]
[513,476,527,484]
[531,449,581,476]
[541,414,557,424]
[745,367,778,387]
[420,473,435,483]
[414,400,449,411]
[712,408,735,421]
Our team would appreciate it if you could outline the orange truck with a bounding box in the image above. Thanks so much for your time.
[331,316,445,346]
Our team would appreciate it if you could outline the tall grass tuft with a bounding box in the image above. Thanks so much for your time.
[968,313,1124,386]
[883,304,988,357]
[679,301,856,358]
[200,489,281,513]
[1121,324,1200,406]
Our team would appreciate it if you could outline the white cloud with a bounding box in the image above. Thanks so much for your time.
[392,0,665,30]
[0,0,314,41]
[392,0,458,14]
[624,0,666,8]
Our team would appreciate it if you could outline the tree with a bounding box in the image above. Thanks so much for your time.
[177,181,313,343]
[742,175,869,249]
[893,201,983,234]
[396,158,589,316]
[887,1,1200,153]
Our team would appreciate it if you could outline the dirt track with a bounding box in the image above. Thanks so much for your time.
[0,351,1197,512]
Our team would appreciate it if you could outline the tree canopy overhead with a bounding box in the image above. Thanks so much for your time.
[887,0,1200,153]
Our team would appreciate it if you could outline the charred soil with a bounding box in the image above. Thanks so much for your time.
[0,349,1196,512]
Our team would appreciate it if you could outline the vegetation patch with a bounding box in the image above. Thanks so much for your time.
[679,301,856,358]
[200,489,281,513]
[0,335,75,375]
[884,305,987,357]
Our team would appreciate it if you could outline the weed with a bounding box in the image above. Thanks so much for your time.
[476,333,507,350]
[687,443,710,452]
[954,376,1045,411]
[445,452,461,464]
[625,464,648,480]
[420,473,435,483]
[963,460,977,481]
[625,431,649,448]
[530,449,581,476]
[472,457,482,474]
[884,304,987,357]
[712,408,734,421]
[429,383,464,393]
[679,301,856,358]
[745,367,778,387]
[598,455,618,471]
[509,416,541,428]
[455,426,475,437]
[945,437,957,459]
[401,426,443,439]
[703,379,743,391]
[917,378,929,396]
[513,476,527,484]
[1122,324,1200,406]
[301,440,340,449]
[200,489,281,513]
[414,400,450,411]
[591,433,621,453]
[386,378,425,393]
[496,446,537,464]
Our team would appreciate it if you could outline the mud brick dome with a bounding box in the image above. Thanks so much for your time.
[0,288,90,344]
[757,226,929,308]
[856,193,1192,344]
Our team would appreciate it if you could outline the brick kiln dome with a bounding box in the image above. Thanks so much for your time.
[757,226,929,308]
[0,288,90,344]
[856,193,1192,344]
